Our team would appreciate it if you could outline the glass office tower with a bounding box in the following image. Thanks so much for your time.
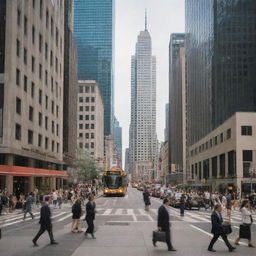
[186,0,256,145]
[74,0,114,135]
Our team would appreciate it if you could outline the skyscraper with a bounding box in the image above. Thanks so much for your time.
[186,0,256,145]
[129,14,157,180]
[113,116,122,167]
[74,0,115,136]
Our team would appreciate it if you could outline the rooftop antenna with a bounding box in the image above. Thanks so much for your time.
[145,9,148,31]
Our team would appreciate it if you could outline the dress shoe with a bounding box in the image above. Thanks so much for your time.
[249,244,255,248]
[208,248,216,252]
[229,247,235,252]
[152,240,157,247]
[168,248,177,251]
[91,233,96,239]
[50,241,58,245]
[32,240,38,247]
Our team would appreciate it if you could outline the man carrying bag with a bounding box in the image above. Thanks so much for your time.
[153,198,176,251]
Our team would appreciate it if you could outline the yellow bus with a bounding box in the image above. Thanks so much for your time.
[102,168,127,196]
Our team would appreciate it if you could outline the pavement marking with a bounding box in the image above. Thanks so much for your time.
[1,212,40,223]
[56,213,72,222]
[138,209,147,215]
[127,209,134,215]
[114,209,123,215]
[102,209,112,215]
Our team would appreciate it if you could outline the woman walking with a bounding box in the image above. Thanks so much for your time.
[84,194,96,239]
[71,198,82,233]
[235,200,254,247]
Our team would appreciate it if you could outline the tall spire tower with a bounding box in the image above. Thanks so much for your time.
[145,9,148,31]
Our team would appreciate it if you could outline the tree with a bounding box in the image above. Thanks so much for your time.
[74,151,99,182]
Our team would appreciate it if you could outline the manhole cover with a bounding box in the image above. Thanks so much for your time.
[105,222,130,226]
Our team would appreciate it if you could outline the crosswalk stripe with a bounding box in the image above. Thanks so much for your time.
[138,209,147,215]
[114,209,123,215]
[127,209,134,215]
[1,212,40,223]
[102,209,112,215]
[56,213,72,222]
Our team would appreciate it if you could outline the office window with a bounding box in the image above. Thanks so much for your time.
[214,136,218,145]
[28,130,33,144]
[46,9,49,28]
[51,101,54,114]
[38,134,42,147]
[39,89,42,104]
[16,39,20,57]
[220,133,224,143]
[55,82,58,97]
[79,124,83,129]
[85,86,89,93]
[45,43,48,60]
[85,97,89,103]
[56,106,59,118]
[55,27,59,46]
[31,82,35,98]
[24,16,27,35]
[85,106,89,111]
[32,0,35,8]
[50,51,53,66]
[16,69,20,85]
[79,115,83,121]
[56,124,59,136]
[91,97,95,103]
[23,48,27,64]
[79,86,83,93]
[91,86,95,93]
[29,106,34,121]
[85,143,89,149]
[16,97,21,115]
[85,124,89,129]
[241,126,252,136]
[91,142,94,149]
[15,123,21,140]
[45,70,48,85]
[91,124,95,129]
[32,25,35,44]
[226,128,231,139]
[51,77,54,92]
[39,33,42,52]
[85,133,89,139]
[38,112,42,126]
[23,75,28,92]
[45,137,48,150]
[79,143,83,149]
[31,56,35,72]
[39,0,43,18]
[55,57,58,73]
[39,64,42,79]
[45,95,48,109]
[51,17,53,36]
[79,106,83,112]
[91,133,94,139]
[17,9,21,26]
[91,115,95,121]
[52,140,55,152]
[45,116,48,130]
[79,133,83,138]
[79,97,83,103]
[85,115,89,120]
[91,106,95,111]
[57,143,59,153]
[52,121,54,134]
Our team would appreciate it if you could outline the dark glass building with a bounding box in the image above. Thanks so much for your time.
[74,0,114,136]
[186,0,256,145]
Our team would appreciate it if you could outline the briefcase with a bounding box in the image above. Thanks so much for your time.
[222,224,232,235]
[239,224,251,239]
[153,230,166,242]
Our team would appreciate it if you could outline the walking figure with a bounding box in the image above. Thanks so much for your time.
[23,192,34,220]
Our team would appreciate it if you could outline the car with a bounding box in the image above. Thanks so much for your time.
[185,196,203,210]
[169,193,182,208]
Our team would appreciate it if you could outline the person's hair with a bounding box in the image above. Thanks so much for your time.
[214,204,221,211]
[45,196,50,202]
[88,194,94,201]
[163,198,169,205]
[240,200,249,209]
[76,198,81,204]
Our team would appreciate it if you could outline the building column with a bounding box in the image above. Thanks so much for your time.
[50,177,56,191]
[225,152,229,178]
[217,155,220,179]
[28,159,35,193]
[5,154,14,193]
[209,158,212,179]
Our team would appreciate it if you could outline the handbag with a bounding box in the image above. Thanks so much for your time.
[239,224,251,239]
[222,223,232,235]
[153,230,166,242]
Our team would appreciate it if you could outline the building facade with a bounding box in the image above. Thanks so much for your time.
[74,0,115,136]
[113,116,122,167]
[0,0,67,195]
[129,18,158,181]
[168,34,185,175]
[63,0,78,166]
[77,80,104,162]
[186,0,256,146]
[189,112,256,194]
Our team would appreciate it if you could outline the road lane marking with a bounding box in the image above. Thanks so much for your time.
[127,209,134,215]
[114,209,123,215]
[56,213,72,222]
[102,209,112,215]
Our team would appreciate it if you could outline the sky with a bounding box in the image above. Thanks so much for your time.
[114,0,185,161]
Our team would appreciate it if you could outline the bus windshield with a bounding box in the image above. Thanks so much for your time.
[104,175,122,189]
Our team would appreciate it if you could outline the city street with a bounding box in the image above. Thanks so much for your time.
[0,187,256,256]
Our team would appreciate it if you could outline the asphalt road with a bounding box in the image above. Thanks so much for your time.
[0,187,256,256]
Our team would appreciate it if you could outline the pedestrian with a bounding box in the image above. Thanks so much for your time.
[208,204,236,252]
[84,194,96,239]
[71,198,83,233]
[143,187,151,211]
[180,194,186,217]
[52,190,58,208]
[32,196,58,246]
[154,198,176,251]
[23,192,34,220]
[235,200,255,247]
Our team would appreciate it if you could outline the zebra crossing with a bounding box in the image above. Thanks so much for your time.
[1,205,256,228]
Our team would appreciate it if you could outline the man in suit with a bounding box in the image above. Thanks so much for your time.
[84,194,96,239]
[23,192,34,220]
[143,187,151,211]
[154,198,176,251]
[32,196,58,246]
[208,204,235,252]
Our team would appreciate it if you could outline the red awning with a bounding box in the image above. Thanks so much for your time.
[0,165,68,178]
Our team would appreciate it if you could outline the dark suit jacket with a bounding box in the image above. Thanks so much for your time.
[39,202,52,227]
[72,202,82,219]
[143,190,151,205]
[158,205,170,231]
[85,201,96,221]
[211,211,224,235]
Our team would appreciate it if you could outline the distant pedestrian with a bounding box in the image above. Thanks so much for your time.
[180,194,186,217]
[143,187,151,211]
[71,198,83,233]
[23,192,34,220]
[235,200,255,247]
[208,204,235,252]
[84,194,96,239]
[32,196,58,246]
[52,190,58,208]
[154,198,176,251]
